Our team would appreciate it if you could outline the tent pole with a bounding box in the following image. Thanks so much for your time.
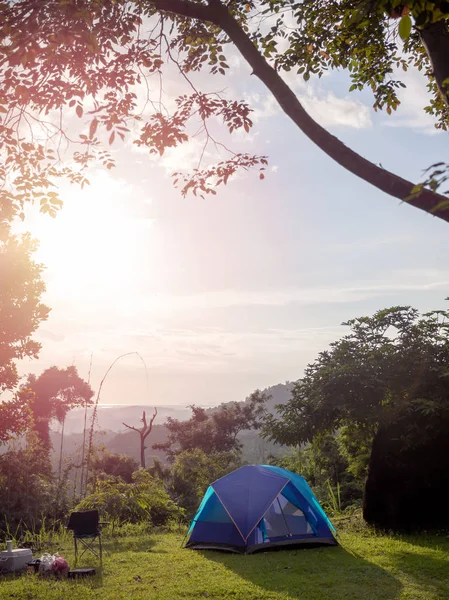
[277,497,292,538]
[180,530,189,548]
[180,519,196,548]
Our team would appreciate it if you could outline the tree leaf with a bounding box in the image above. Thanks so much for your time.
[432,199,449,213]
[76,105,83,118]
[398,15,412,41]
[89,118,98,139]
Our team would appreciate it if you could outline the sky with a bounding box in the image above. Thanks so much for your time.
[15,31,449,409]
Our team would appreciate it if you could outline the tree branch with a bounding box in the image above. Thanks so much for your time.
[148,0,218,24]
[153,0,449,222]
[143,407,158,441]
[212,2,449,221]
[123,422,141,433]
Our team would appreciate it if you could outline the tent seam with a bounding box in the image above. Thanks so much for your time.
[243,480,290,542]
[211,485,247,543]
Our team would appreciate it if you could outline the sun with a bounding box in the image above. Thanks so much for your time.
[25,171,153,314]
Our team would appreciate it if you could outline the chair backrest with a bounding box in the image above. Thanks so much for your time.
[67,510,100,536]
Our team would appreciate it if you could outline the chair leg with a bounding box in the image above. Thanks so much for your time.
[76,536,102,564]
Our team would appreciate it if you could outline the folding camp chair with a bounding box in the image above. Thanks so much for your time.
[67,510,102,565]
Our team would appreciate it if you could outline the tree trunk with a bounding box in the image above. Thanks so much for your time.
[419,19,449,108]
[58,416,65,483]
[141,436,146,469]
[123,408,157,469]
[364,412,449,531]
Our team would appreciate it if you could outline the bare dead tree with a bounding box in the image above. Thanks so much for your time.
[123,407,158,469]
[85,351,149,496]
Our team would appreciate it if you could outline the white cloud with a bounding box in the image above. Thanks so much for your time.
[33,267,449,337]
[280,66,372,129]
[247,81,372,130]
[382,66,442,134]
[106,269,449,316]
[301,91,372,129]
[248,93,281,122]
[160,137,211,173]
[18,266,449,403]
[29,321,344,375]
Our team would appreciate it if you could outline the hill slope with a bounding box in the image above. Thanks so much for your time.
[52,382,294,466]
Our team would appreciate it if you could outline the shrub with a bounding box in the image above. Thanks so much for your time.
[167,449,239,518]
[76,470,181,529]
[90,448,139,483]
[0,436,72,538]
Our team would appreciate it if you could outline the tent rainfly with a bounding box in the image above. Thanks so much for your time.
[185,464,337,554]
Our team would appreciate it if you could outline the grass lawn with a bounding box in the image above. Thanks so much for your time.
[1,517,448,599]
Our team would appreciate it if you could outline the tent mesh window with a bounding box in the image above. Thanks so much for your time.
[262,493,313,539]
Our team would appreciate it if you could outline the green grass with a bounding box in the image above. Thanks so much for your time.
[1,518,449,599]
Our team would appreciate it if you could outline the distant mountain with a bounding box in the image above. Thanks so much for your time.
[50,424,169,467]
[61,404,195,435]
[239,382,294,462]
[51,381,295,466]
[256,382,294,413]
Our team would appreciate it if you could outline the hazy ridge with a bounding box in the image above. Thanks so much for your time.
[50,382,294,465]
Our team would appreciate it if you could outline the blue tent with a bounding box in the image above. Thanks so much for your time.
[185,465,337,554]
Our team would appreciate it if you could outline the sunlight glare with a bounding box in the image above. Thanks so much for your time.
[28,172,153,313]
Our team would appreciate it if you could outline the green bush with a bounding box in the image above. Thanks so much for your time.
[90,448,139,484]
[269,434,363,514]
[76,470,182,528]
[0,437,73,538]
[168,449,239,518]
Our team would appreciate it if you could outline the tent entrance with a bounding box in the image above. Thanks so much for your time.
[261,492,314,539]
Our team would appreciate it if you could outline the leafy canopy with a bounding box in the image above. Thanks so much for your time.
[263,305,449,446]
[154,390,268,460]
[20,365,94,449]
[262,0,449,127]
[0,227,49,393]
[0,0,267,215]
[0,0,448,225]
